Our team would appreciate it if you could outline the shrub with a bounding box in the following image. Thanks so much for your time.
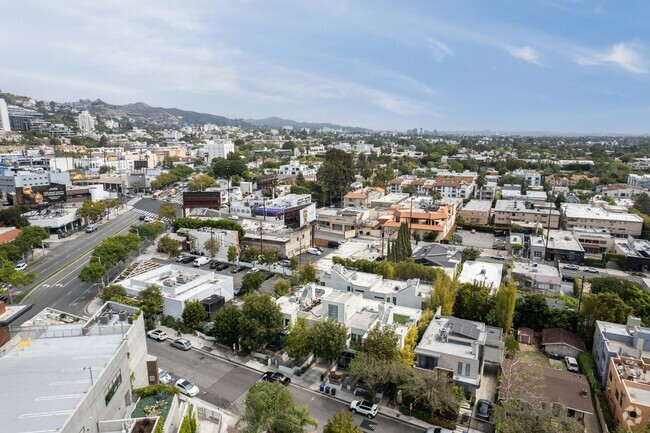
[577,352,616,431]
[133,384,179,398]
[398,406,456,430]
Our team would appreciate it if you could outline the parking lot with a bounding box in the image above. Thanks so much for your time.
[456,229,498,249]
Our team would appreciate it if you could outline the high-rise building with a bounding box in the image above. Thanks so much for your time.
[204,139,234,162]
[7,104,44,131]
[77,110,95,131]
[0,98,10,132]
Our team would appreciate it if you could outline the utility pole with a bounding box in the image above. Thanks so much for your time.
[577,276,586,312]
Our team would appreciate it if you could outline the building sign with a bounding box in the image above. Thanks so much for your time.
[284,203,316,229]
[15,183,67,205]
[133,160,148,169]
[182,191,222,210]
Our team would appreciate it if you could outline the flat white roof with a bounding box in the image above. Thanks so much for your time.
[458,261,503,293]
[0,333,124,433]
[416,316,485,360]
[562,204,643,223]
[461,200,492,212]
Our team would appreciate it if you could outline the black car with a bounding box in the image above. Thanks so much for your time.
[231,265,245,274]
[234,287,246,297]
[260,371,291,386]
[180,255,195,264]
[476,399,492,421]
[210,262,229,271]
[139,215,146,221]
[265,272,274,280]
[548,352,563,360]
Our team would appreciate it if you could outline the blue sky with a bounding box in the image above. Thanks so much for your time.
[1,0,649,133]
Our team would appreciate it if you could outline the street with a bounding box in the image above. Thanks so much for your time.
[15,211,141,323]
[148,340,424,433]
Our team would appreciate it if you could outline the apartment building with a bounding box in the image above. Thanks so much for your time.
[77,110,95,131]
[278,159,317,177]
[510,169,542,187]
[318,264,433,310]
[343,187,385,208]
[277,283,421,349]
[596,183,647,199]
[493,200,560,229]
[204,139,235,162]
[476,181,497,200]
[572,227,614,254]
[459,200,492,226]
[0,98,10,131]
[605,355,650,429]
[613,237,650,272]
[628,173,650,190]
[388,176,475,199]
[415,312,504,396]
[379,203,456,240]
[561,203,643,237]
[511,261,562,293]
[529,230,585,263]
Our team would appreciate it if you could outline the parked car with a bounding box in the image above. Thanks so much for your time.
[475,399,492,421]
[307,247,321,256]
[170,338,192,351]
[260,371,291,386]
[565,356,580,372]
[85,223,98,233]
[35,242,49,249]
[586,267,600,273]
[180,255,195,264]
[548,352,563,360]
[490,254,506,260]
[193,256,211,267]
[265,272,274,280]
[228,215,240,220]
[175,378,200,397]
[231,265,245,274]
[316,246,324,252]
[14,263,27,271]
[248,268,259,273]
[350,400,378,418]
[210,262,229,270]
[234,287,246,297]
[278,259,291,267]
[563,264,579,270]
[158,369,172,384]
[147,329,168,341]
[424,427,452,433]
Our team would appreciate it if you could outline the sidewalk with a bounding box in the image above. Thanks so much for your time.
[156,324,468,433]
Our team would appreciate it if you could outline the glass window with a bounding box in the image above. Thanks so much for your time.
[465,364,471,376]
[327,304,338,321]
[457,362,463,374]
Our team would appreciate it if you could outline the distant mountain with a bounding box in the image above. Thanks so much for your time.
[88,100,247,127]
[247,116,370,132]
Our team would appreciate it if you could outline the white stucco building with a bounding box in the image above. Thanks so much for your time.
[204,140,235,162]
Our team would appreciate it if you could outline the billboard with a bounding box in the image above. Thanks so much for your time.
[16,183,67,205]
[182,191,222,210]
[284,203,316,229]
[133,160,148,169]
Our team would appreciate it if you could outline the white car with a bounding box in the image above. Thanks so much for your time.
[14,263,27,271]
[176,378,200,397]
[307,247,321,256]
[586,267,600,273]
[193,256,210,267]
[144,216,155,223]
[147,329,168,341]
[228,215,240,220]
[158,368,172,384]
[350,400,378,418]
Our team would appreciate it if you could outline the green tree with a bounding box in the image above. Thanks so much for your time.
[239,292,283,350]
[504,335,520,358]
[398,325,418,368]
[76,200,106,224]
[449,159,463,173]
[240,246,261,263]
[260,247,278,264]
[227,245,238,263]
[362,326,399,361]
[349,353,405,401]
[289,256,298,270]
[204,237,221,259]
[99,135,109,147]
[513,293,551,331]
[159,235,181,257]
[16,225,49,251]
[150,173,178,190]
[494,399,583,433]
[453,283,493,323]
[99,284,127,301]
[78,261,107,283]
[635,193,650,215]
[211,157,248,178]
[309,320,347,363]
[579,292,633,346]
[400,368,461,420]
[242,271,266,293]
[285,317,311,360]
[157,204,177,221]
[210,305,242,346]
[317,148,356,204]
[323,411,361,433]
[170,164,194,179]
[0,259,37,301]
[388,221,412,262]
[131,222,164,241]
[182,299,208,330]
[428,271,458,316]
[461,247,481,262]
[0,207,30,228]
[293,263,317,285]
[188,173,217,191]
[274,279,290,297]
[137,284,164,317]
[237,381,317,433]
[490,278,517,333]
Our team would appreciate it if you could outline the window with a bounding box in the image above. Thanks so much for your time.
[327,304,338,321]
[105,370,123,406]
[418,355,438,369]
[465,364,471,376]
[457,362,463,374]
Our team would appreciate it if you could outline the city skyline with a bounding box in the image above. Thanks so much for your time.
[1,0,649,133]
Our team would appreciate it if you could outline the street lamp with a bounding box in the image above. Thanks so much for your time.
[84,366,94,386]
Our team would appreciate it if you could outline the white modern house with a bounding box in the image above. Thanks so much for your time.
[278,160,317,177]
[414,310,504,396]
[119,263,234,318]
[458,261,503,294]
[318,264,432,310]
[277,283,421,348]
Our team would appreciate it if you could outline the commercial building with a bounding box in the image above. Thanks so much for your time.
[459,200,492,226]
[317,207,370,234]
[77,110,95,131]
[370,192,410,208]
[204,139,235,162]
[415,311,504,396]
[343,187,385,208]
[277,283,421,349]
[319,264,432,310]
[613,237,650,272]
[562,203,644,237]
[458,261,503,294]
[119,263,234,318]
[0,170,71,195]
[0,301,153,433]
[0,98,10,131]
[493,200,560,229]
[500,187,548,204]
[177,227,239,262]
[241,220,313,258]
[511,261,562,294]
[7,104,44,131]
[529,230,585,263]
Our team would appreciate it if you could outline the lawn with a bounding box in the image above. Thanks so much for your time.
[516,350,564,370]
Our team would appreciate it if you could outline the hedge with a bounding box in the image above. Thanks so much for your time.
[133,384,179,398]
[398,406,456,430]
[576,352,616,431]
[173,217,245,239]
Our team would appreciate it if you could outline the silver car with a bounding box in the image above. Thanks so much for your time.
[176,378,199,397]
[158,368,172,384]
[170,338,192,351]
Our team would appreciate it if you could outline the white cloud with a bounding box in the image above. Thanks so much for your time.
[507,46,542,65]
[427,38,454,62]
[576,42,647,74]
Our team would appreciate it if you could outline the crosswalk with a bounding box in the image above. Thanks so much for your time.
[130,208,174,224]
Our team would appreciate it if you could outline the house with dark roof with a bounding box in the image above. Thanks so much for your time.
[411,243,463,276]
[499,359,594,422]
[541,328,586,358]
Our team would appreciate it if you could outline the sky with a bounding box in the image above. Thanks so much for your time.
[1,0,649,133]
